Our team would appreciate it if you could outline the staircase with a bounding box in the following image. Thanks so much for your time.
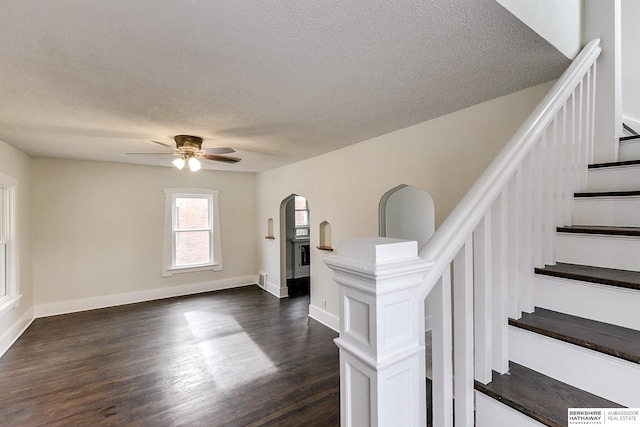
[475,134,640,426]
[325,39,640,426]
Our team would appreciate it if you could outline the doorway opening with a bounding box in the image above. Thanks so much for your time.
[280,194,311,299]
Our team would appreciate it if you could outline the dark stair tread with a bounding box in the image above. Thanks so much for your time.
[590,159,640,168]
[620,134,640,142]
[556,225,640,237]
[475,362,623,427]
[575,190,640,197]
[535,262,640,291]
[510,308,640,364]
[589,159,640,169]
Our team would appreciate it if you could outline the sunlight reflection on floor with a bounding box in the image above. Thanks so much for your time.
[184,310,278,391]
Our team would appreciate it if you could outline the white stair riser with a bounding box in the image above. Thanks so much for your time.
[573,197,640,227]
[556,233,640,271]
[535,275,640,330]
[509,326,640,407]
[476,392,546,427]
[587,166,640,192]
[619,140,640,161]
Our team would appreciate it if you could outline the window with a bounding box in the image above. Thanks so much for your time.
[0,173,19,314]
[294,196,309,238]
[163,188,222,277]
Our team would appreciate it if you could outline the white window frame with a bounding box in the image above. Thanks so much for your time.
[0,172,20,314]
[162,188,222,277]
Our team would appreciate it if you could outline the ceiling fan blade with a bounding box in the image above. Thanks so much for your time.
[202,154,241,164]
[127,152,179,155]
[150,140,179,151]
[202,147,236,154]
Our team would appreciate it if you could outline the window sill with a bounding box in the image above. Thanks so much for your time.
[162,263,222,277]
[0,294,22,315]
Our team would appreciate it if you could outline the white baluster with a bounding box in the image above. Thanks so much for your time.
[429,272,454,427]
[491,191,509,374]
[473,212,492,385]
[517,157,534,314]
[529,141,544,269]
[453,237,474,426]
[506,175,520,319]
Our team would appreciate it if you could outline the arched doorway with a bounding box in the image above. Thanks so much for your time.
[279,194,311,299]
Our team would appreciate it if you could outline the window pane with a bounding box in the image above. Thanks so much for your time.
[175,231,210,267]
[294,196,307,210]
[176,197,209,230]
[295,210,308,226]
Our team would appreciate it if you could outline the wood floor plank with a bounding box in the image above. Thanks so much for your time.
[0,286,340,426]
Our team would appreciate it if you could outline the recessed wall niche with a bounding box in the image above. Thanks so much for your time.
[265,218,275,239]
[317,221,333,251]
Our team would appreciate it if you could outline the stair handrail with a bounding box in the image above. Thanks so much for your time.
[417,38,602,299]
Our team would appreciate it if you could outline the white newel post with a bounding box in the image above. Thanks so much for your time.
[325,238,433,427]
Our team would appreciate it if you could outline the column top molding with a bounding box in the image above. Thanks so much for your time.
[325,238,433,292]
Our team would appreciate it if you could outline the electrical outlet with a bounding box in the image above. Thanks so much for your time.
[322,299,327,309]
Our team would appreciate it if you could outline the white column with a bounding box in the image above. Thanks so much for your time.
[325,238,433,427]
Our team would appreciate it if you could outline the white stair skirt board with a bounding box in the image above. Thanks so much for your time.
[587,166,640,192]
[535,275,640,331]
[555,233,640,271]
[619,139,640,161]
[475,391,547,427]
[573,196,640,227]
[509,326,640,408]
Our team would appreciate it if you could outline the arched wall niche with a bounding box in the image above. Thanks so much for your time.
[379,184,435,252]
[318,221,332,251]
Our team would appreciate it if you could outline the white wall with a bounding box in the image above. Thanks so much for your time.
[497,0,583,59]
[0,139,33,356]
[256,81,554,331]
[31,159,257,315]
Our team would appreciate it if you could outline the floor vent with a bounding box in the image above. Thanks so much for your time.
[258,273,267,289]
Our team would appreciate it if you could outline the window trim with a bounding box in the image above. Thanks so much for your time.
[162,188,222,277]
[0,172,20,315]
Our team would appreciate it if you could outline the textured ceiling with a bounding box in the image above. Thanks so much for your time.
[0,0,569,172]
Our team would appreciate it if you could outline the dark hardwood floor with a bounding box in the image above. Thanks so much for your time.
[0,286,340,426]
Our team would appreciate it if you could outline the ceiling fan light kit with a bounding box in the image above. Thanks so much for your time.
[172,157,186,170]
[187,157,201,172]
[127,135,240,171]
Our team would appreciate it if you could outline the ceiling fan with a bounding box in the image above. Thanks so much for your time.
[128,135,240,171]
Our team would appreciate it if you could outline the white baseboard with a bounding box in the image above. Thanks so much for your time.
[266,281,288,298]
[35,275,258,318]
[309,304,339,332]
[0,307,35,359]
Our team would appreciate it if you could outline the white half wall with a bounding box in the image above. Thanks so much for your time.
[496,0,582,59]
[31,159,258,307]
[256,81,554,326]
